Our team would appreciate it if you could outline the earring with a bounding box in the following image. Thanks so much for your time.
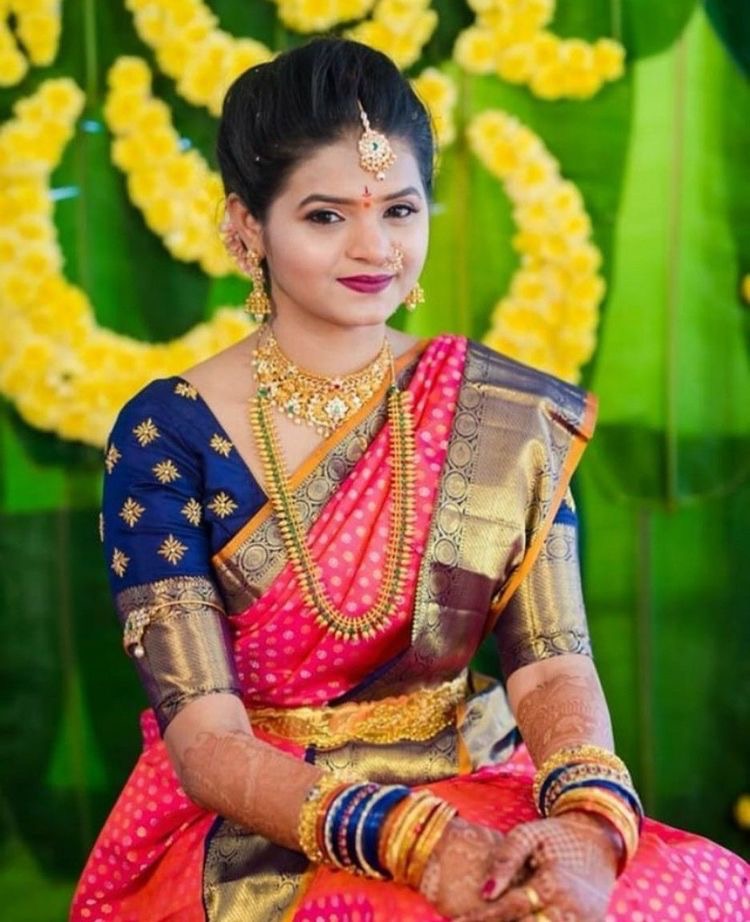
[243,249,272,324]
[404,281,424,312]
[221,216,272,323]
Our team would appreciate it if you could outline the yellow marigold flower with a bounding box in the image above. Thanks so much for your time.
[143,198,178,235]
[496,43,534,83]
[278,0,339,32]
[454,26,496,75]
[529,63,564,100]
[567,242,602,276]
[347,20,392,55]
[734,794,750,830]
[741,275,750,303]
[569,274,606,308]
[530,32,558,68]
[593,38,625,80]
[107,55,151,95]
[0,42,28,87]
[373,0,419,36]
[17,12,60,65]
[130,99,173,134]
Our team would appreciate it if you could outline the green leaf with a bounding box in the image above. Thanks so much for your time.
[588,6,750,502]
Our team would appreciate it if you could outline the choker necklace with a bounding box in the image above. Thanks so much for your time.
[248,339,417,642]
[251,325,393,438]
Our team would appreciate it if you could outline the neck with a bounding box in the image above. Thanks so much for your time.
[268,312,390,378]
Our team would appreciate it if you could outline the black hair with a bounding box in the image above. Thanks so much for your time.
[216,37,435,221]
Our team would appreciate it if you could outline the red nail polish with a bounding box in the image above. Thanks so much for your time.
[481,878,496,899]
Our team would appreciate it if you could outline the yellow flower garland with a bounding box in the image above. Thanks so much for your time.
[126,0,274,116]
[346,0,438,70]
[0,78,251,447]
[105,56,234,277]
[471,110,605,382]
[454,0,624,100]
[274,0,377,33]
[0,0,61,86]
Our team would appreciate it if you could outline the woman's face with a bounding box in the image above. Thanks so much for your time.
[231,134,430,332]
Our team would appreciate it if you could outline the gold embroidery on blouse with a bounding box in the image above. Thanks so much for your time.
[98,512,104,542]
[133,418,160,446]
[210,433,233,457]
[181,497,202,526]
[174,381,198,400]
[207,491,238,519]
[153,459,180,483]
[104,443,121,474]
[119,497,145,527]
[158,534,188,565]
[111,547,130,577]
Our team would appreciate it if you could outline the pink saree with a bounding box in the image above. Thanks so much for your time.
[71,335,749,922]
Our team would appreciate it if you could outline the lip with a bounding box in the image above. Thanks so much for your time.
[337,275,394,293]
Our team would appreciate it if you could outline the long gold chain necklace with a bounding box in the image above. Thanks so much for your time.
[251,326,393,438]
[248,340,417,641]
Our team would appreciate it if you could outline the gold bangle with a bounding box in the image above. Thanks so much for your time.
[552,789,639,862]
[385,793,437,882]
[533,745,631,803]
[405,801,457,888]
[297,774,350,864]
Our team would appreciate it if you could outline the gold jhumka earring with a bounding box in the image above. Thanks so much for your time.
[220,216,272,324]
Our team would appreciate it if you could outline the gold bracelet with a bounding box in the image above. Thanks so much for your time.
[533,745,630,804]
[297,774,350,864]
[385,793,435,882]
[405,800,457,888]
[552,788,639,863]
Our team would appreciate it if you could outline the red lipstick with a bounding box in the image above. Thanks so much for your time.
[337,275,393,293]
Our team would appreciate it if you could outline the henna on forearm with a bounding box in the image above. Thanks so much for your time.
[513,668,613,766]
[178,729,323,850]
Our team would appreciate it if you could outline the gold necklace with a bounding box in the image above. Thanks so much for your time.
[251,326,393,438]
[249,358,417,642]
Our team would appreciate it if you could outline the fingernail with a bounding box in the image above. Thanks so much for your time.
[481,878,496,899]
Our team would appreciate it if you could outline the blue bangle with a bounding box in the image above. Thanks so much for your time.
[358,786,411,878]
[538,764,570,814]
[326,784,367,868]
[345,788,377,871]
[553,778,643,828]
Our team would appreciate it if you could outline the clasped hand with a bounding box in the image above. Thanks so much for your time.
[419,813,619,922]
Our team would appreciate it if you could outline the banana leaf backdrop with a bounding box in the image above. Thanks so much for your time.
[1,1,748,917]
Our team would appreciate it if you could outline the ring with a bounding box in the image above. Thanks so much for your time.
[534,914,551,922]
[524,886,541,911]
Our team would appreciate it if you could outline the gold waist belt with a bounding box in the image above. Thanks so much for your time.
[248,672,467,748]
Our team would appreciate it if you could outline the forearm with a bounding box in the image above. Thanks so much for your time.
[164,694,322,851]
[507,652,614,767]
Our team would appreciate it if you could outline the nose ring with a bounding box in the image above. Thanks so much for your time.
[383,244,405,274]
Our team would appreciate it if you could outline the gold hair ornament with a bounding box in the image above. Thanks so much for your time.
[357,100,396,181]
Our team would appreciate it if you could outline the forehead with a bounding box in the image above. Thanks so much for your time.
[279,135,424,202]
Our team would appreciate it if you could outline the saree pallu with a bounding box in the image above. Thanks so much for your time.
[71,336,750,922]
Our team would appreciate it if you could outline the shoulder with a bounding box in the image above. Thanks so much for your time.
[462,338,598,441]
[108,377,201,444]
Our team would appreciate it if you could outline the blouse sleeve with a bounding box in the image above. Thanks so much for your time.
[101,384,241,734]
[493,487,593,680]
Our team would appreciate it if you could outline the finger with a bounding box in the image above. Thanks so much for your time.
[482,868,558,921]
[481,826,542,900]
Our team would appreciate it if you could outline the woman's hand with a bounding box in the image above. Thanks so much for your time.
[418,817,520,919]
[453,812,619,922]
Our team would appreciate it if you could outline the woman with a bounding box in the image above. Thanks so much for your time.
[71,37,748,922]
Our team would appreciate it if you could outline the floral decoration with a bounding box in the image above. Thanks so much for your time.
[125,0,274,116]
[0,78,251,447]
[454,0,625,100]
[346,0,438,70]
[0,0,61,86]
[471,110,605,382]
[104,56,234,276]
[273,0,377,33]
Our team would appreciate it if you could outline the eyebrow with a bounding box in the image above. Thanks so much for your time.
[297,186,422,209]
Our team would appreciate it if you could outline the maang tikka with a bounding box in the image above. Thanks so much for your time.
[220,214,272,324]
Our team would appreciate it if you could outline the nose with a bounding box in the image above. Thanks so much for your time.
[345,215,391,267]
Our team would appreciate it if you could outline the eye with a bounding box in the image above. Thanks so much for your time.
[306,209,342,224]
[386,203,418,218]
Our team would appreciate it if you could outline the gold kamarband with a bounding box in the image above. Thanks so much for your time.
[249,672,467,747]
